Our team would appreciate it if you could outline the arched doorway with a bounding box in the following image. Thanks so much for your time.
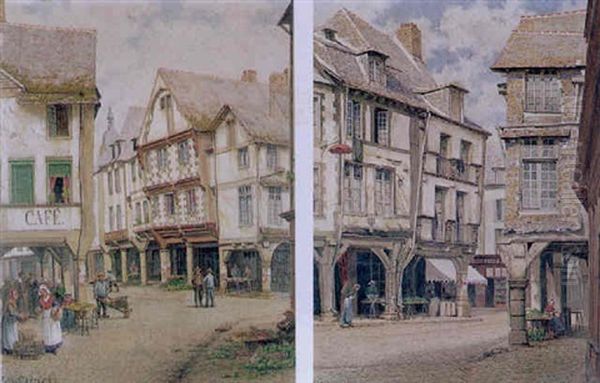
[270,243,291,293]
[334,249,386,316]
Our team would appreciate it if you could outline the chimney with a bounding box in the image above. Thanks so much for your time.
[0,0,6,23]
[241,69,257,83]
[396,23,422,61]
[268,69,289,115]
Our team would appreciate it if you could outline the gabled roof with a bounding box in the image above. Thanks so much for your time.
[119,106,146,160]
[492,10,587,70]
[157,68,290,144]
[0,22,96,97]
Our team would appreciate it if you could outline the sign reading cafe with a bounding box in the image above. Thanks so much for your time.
[25,208,64,226]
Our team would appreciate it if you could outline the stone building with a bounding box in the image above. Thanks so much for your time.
[93,106,150,284]
[313,9,488,319]
[135,68,291,292]
[492,9,589,345]
[0,14,99,300]
[574,0,600,380]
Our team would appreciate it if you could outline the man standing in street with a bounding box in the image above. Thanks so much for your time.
[94,273,110,318]
[192,267,204,308]
[203,268,215,308]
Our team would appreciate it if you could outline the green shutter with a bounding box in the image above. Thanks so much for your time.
[10,162,34,204]
[47,105,57,137]
[48,161,71,177]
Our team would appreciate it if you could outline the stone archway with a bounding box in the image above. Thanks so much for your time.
[270,243,291,293]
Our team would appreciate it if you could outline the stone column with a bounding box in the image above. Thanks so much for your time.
[186,243,194,286]
[456,265,471,318]
[318,260,334,319]
[120,249,128,284]
[529,256,542,311]
[139,250,148,285]
[260,248,272,293]
[508,278,528,345]
[382,269,398,319]
[553,252,564,313]
[218,248,228,293]
[62,257,74,296]
[159,248,171,283]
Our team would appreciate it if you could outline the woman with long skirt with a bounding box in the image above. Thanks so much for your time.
[39,285,63,354]
[2,288,22,354]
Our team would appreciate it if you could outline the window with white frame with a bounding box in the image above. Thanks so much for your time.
[525,72,560,113]
[521,161,557,210]
[346,99,362,139]
[495,199,505,221]
[157,147,168,170]
[267,186,283,225]
[314,93,323,142]
[135,202,142,225]
[107,171,113,195]
[115,204,122,230]
[372,108,389,145]
[368,55,385,85]
[186,189,197,214]
[344,163,364,214]
[238,185,253,226]
[47,104,70,138]
[266,144,278,170]
[178,141,189,165]
[114,168,121,193]
[375,168,393,216]
[164,193,176,216]
[108,206,114,232]
[150,196,159,220]
[314,166,322,215]
[238,147,250,169]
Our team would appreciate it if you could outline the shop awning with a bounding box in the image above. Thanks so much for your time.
[425,259,487,285]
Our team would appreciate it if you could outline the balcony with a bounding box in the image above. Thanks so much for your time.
[435,157,479,184]
[521,144,558,160]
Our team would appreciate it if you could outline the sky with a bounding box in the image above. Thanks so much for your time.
[315,0,588,131]
[5,0,290,148]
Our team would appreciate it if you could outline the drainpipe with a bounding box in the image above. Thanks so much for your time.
[73,103,85,301]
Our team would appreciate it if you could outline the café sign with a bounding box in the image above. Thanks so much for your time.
[0,206,79,231]
[25,208,64,226]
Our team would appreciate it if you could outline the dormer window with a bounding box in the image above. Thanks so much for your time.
[323,28,336,41]
[366,52,386,86]
[159,94,172,110]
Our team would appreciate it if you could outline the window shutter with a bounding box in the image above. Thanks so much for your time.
[11,163,34,204]
[47,105,57,137]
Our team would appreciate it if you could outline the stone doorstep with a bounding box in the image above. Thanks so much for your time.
[315,316,484,328]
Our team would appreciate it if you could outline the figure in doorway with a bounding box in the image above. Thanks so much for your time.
[203,268,216,308]
[39,285,63,354]
[340,283,360,328]
[545,298,565,337]
[94,273,110,318]
[366,280,379,319]
[192,267,204,308]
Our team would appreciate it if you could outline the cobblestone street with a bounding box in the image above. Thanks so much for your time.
[315,308,587,383]
[1,286,290,383]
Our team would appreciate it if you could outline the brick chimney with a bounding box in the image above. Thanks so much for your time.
[396,23,422,61]
[241,69,257,83]
[0,0,6,23]
[268,68,289,116]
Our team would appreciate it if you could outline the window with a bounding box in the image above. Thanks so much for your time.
[132,138,138,151]
[114,168,121,193]
[521,161,557,210]
[458,140,471,175]
[525,72,560,113]
[47,104,69,137]
[346,99,362,138]
[375,168,393,216]
[131,160,137,182]
[116,204,122,230]
[266,144,278,170]
[157,147,168,170]
[186,189,197,214]
[47,160,72,204]
[10,161,34,205]
[238,147,249,169]
[238,185,253,226]
[314,94,323,142]
[159,94,172,110]
[164,193,176,216]
[372,108,389,145]
[495,199,505,221]
[343,163,364,214]
[268,187,283,225]
[314,166,322,215]
[433,188,446,240]
[440,134,450,158]
[178,141,190,165]
[108,206,114,232]
[135,202,142,225]
[150,196,159,220]
[107,171,113,195]
[143,200,150,223]
[495,228,504,244]
[368,55,385,85]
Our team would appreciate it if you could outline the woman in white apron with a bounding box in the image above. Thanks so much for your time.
[39,285,63,354]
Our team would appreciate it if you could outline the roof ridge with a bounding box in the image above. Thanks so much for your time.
[158,67,268,87]
[521,9,587,19]
[2,21,96,34]
[339,8,371,50]
[512,30,584,36]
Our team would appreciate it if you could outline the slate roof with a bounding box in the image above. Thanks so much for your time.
[158,68,290,144]
[492,10,587,70]
[315,9,487,135]
[0,22,96,96]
